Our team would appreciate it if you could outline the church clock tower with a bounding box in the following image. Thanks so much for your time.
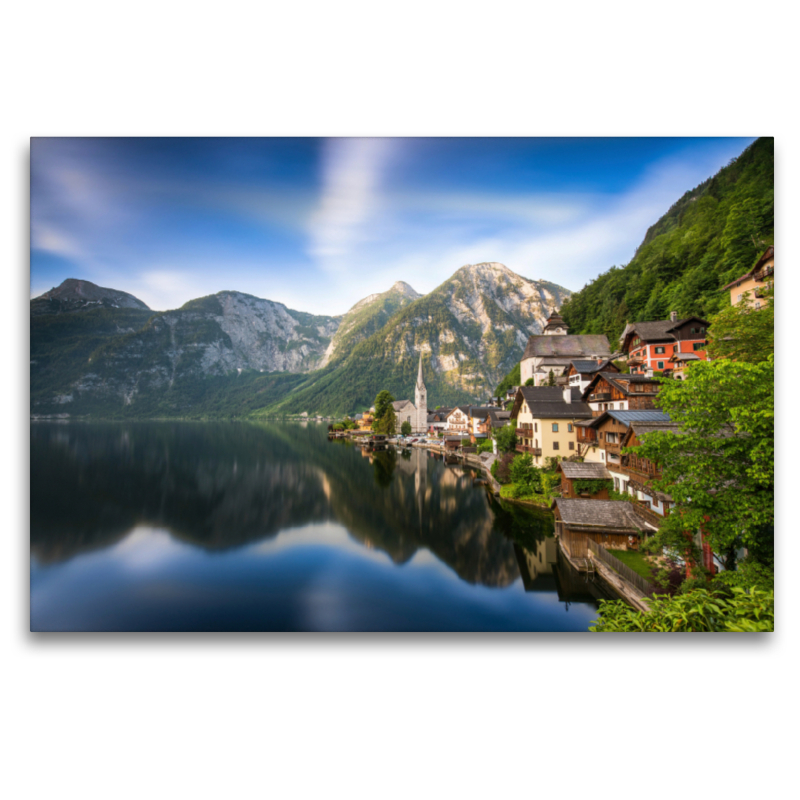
[414,353,427,434]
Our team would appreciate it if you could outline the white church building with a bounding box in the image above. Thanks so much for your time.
[392,354,428,434]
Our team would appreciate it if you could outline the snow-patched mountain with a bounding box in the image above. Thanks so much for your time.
[319,280,421,368]
[266,263,571,415]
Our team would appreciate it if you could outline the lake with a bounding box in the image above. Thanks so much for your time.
[30,421,603,631]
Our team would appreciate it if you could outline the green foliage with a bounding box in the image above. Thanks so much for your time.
[572,478,611,496]
[590,587,774,632]
[495,363,520,396]
[713,557,774,593]
[493,424,518,454]
[706,286,773,363]
[372,391,398,435]
[400,420,412,436]
[546,370,556,386]
[373,390,395,420]
[524,377,534,386]
[476,438,494,454]
[561,138,773,343]
[632,356,774,567]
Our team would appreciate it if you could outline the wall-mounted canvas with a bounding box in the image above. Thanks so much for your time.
[30,137,774,632]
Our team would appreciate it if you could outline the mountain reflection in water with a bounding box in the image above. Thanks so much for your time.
[30,422,600,631]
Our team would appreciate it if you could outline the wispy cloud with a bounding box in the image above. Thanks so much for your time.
[308,138,399,270]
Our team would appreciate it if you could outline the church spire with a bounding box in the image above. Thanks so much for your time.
[416,352,425,389]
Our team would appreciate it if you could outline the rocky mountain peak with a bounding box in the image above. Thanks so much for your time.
[35,278,150,311]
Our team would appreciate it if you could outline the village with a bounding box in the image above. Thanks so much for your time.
[329,246,775,612]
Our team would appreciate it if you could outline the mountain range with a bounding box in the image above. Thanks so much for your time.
[31,263,570,418]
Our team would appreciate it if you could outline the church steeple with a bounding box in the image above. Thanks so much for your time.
[416,352,425,390]
[414,352,427,433]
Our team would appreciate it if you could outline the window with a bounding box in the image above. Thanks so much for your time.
[693,342,704,351]
[534,423,538,433]
[655,346,665,354]
[552,423,559,432]
[567,423,573,432]
[673,344,678,353]
[552,441,559,450]
[657,361,664,369]
[568,441,574,450]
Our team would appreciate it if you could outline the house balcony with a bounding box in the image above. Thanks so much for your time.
[515,427,533,437]
[577,433,597,446]
[754,265,774,281]
[603,441,621,454]
[589,392,612,402]
[516,445,542,456]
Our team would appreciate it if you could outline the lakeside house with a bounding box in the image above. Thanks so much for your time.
[520,311,612,386]
[446,406,470,433]
[556,461,612,499]
[552,498,659,558]
[509,385,592,466]
[721,245,774,308]
[619,312,710,375]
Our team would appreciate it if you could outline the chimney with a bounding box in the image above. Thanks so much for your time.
[563,386,572,404]
[669,311,678,322]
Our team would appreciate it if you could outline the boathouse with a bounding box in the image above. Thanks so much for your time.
[556,461,612,499]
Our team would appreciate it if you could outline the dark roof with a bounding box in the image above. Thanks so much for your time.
[620,317,710,346]
[669,352,701,362]
[487,409,510,428]
[587,410,672,429]
[468,407,494,419]
[392,399,414,411]
[581,372,661,399]
[553,499,657,532]
[520,386,583,403]
[519,401,592,419]
[557,462,611,480]
[721,246,774,290]
[569,359,616,374]
[628,421,682,437]
[522,334,612,361]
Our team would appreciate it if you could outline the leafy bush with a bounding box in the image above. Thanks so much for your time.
[590,586,774,632]
[476,438,493,454]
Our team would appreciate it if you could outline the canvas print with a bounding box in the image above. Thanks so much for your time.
[29,137,774,632]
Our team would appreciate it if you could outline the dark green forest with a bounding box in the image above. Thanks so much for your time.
[559,137,773,344]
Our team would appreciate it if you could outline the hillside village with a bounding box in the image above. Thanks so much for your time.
[341,246,774,612]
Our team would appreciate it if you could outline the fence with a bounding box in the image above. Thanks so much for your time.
[587,540,657,597]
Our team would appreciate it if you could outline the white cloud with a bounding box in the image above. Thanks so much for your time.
[308,138,398,270]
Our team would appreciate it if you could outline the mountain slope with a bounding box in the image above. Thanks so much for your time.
[32,278,150,314]
[560,137,774,344]
[261,263,571,415]
[319,280,421,367]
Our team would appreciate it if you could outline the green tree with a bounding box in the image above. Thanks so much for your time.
[400,420,412,436]
[590,587,774,632]
[706,286,773,363]
[493,423,518,454]
[374,405,398,435]
[633,356,774,572]
[546,370,556,386]
[524,377,534,387]
[373,390,395,420]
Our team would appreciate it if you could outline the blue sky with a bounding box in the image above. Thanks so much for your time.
[30,136,756,315]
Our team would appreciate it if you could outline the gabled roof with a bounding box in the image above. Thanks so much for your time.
[557,462,612,480]
[487,409,511,428]
[552,498,657,533]
[581,372,661,400]
[586,410,672,429]
[522,334,612,361]
[511,387,593,420]
[668,352,702,362]
[392,399,414,412]
[620,317,710,348]
[468,407,494,420]
[569,359,617,375]
[520,386,584,403]
[721,246,774,290]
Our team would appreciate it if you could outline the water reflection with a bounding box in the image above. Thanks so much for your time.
[30,422,600,631]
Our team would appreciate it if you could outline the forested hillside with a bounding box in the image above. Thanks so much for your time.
[559,137,773,344]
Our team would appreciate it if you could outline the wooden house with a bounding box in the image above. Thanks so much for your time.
[567,358,619,393]
[556,461,612,499]
[581,372,661,416]
[619,312,710,375]
[552,498,658,558]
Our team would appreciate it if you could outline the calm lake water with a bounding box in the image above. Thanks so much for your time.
[30,422,604,632]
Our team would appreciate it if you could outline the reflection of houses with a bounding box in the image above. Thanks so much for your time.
[552,498,658,559]
[619,312,710,375]
[513,537,558,592]
[520,311,612,387]
[722,245,774,308]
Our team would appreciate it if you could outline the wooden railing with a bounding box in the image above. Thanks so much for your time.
[590,392,612,402]
[515,427,532,437]
[633,502,664,528]
[587,540,657,597]
[516,445,542,456]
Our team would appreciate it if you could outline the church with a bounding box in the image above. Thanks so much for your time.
[392,354,428,434]
[520,311,612,386]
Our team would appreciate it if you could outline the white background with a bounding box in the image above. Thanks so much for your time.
[3,2,796,799]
